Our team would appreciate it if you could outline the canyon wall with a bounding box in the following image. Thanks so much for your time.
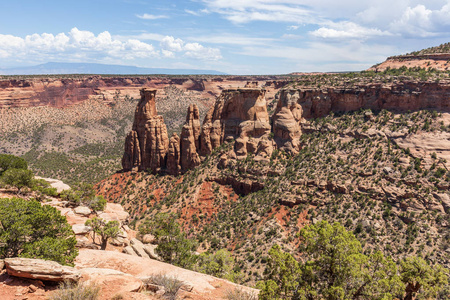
[0,76,288,109]
[282,81,450,119]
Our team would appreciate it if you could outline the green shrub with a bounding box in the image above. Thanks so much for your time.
[1,168,34,193]
[0,154,28,176]
[0,197,78,265]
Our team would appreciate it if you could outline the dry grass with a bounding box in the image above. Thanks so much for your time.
[225,287,258,300]
[49,281,100,300]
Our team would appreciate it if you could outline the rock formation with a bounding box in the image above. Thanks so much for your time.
[122,89,169,173]
[181,104,201,171]
[200,88,272,159]
[167,133,181,175]
[123,80,450,175]
[4,257,80,282]
[272,92,303,154]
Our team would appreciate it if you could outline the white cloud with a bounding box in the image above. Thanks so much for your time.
[389,4,450,37]
[201,0,316,24]
[311,21,392,39]
[160,36,185,52]
[160,36,222,60]
[0,28,223,65]
[201,0,450,39]
[0,28,158,64]
[183,42,222,60]
[136,14,169,20]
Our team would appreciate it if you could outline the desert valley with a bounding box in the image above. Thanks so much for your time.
[0,38,450,300]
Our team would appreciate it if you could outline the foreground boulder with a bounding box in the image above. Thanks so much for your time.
[5,258,80,282]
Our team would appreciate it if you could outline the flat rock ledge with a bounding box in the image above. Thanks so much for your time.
[4,257,80,282]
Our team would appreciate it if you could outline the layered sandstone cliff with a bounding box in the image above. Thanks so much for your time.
[0,75,289,109]
[281,81,450,119]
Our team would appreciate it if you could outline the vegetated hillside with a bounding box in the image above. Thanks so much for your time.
[97,107,450,286]
[368,42,450,72]
[406,42,450,56]
[0,86,211,185]
[0,75,287,185]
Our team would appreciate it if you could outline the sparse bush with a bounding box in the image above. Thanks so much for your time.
[225,287,258,300]
[144,274,184,300]
[49,281,100,300]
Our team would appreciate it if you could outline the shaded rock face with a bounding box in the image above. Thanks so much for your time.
[280,82,450,119]
[167,133,181,175]
[122,89,169,173]
[272,93,303,154]
[181,104,201,171]
[200,89,272,158]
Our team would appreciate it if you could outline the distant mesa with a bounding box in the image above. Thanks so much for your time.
[369,42,450,72]
[0,62,227,76]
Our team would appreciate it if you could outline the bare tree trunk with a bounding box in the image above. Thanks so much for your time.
[100,237,108,250]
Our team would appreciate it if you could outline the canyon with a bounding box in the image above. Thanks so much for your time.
[0,75,287,109]
[122,79,450,175]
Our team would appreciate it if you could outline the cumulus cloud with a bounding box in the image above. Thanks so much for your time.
[136,14,169,20]
[0,28,158,63]
[184,42,222,60]
[160,36,222,60]
[0,28,222,64]
[160,36,185,52]
[389,4,450,37]
[201,0,450,39]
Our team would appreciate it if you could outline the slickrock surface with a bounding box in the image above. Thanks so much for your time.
[76,249,258,298]
[4,258,80,282]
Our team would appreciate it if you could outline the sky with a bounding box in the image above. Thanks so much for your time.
[0,0,449,74]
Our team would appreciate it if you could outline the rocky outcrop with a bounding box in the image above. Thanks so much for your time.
[122,89,169,173]
[280,81,450,120]
[123,88,276,173]
[200,97,226,156]
[167,133,181,175]
[272,92,303,154]
[370,53,450,72]
[181,104,201,171]
[200,88,272,159]
[5,258,80,282]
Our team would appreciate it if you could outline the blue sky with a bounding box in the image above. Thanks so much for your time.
[0,0,449,74]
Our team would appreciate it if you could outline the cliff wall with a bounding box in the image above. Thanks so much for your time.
[281,81,450,119]
[0,76,289,109]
